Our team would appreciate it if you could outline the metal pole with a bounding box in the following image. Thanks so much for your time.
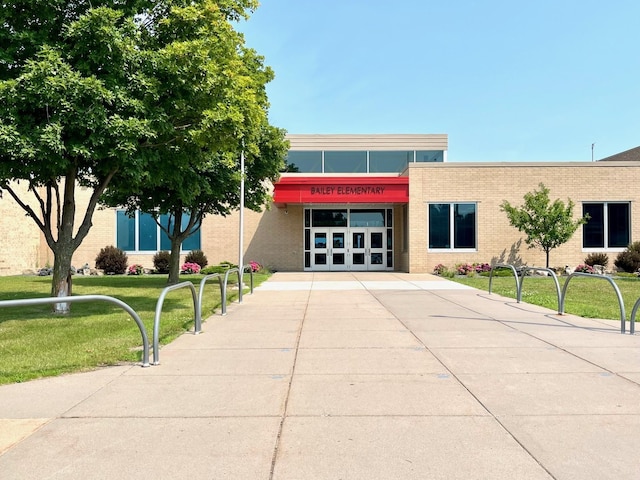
[239,148,245,279]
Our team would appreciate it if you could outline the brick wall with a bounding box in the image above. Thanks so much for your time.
[408,161,640,273]
[3,161,640,276]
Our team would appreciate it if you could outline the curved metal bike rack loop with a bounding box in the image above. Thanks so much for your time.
[0,295,150,367]
[198,273,224,318]
[519,267,562,313]
[560,272,627,333]
[153,281,199,365]
[489,263,521,301]
[221,266,254,316]
[628,297,640,335]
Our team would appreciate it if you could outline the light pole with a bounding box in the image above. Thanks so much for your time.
[591,142,595,162]
[239,147,245,277]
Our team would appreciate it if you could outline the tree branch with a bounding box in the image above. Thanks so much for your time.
[72,168,118,250]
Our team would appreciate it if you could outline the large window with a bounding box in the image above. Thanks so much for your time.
[116,211,201,252]
[283,148,445,173]
[428,203,476,250]
[583,202,630,249]
[323,151,367,173]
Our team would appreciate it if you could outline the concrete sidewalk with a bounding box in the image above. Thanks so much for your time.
[1,272,640,479]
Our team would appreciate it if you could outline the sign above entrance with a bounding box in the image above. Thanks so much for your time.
[273,176,409,205]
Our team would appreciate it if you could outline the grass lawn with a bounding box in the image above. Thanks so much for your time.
[450,273,640,323]
[0,273,269,385]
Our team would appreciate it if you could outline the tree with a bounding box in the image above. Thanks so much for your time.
[0,3,154,312]
[100,2,288,284]
[500,183,587,268]
[0,0,270,309]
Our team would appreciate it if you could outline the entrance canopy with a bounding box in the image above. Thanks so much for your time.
[273,176,409,206]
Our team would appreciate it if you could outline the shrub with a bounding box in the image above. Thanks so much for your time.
[185,250,208,268]
[248,260,261,272]
[201,265,228,275]
[574,264,595,274]
[128,264,143,275]
[584,252,609,268]
[614,242,640,273]
[433,263,448,275]
[153,251,171,274]
[181,262,201,274]
[200,262,240,275]
[95,246,128,275]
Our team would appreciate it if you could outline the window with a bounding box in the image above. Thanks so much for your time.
[116,210,201,252]
[583,202,630,249]
[428,203,476,250]
[369,151,412,172]
[323,151,367,173]
[284,151,322,173]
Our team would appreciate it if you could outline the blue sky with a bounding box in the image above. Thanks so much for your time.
[239,1,640,162]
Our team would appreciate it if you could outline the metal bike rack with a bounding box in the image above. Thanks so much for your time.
[560,272,627,333]
[519,267,562,313]
[198,272,224,318]
[0,295,150,367]
[221,266,254,315]
[152,281,199,365]
[489,263,521,301]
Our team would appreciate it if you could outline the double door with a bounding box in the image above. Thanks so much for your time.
[311,228,387,271]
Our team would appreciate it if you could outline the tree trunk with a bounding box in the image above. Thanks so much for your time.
[167,238,182,285]
[545,250,550,269]
[50,246,74,314]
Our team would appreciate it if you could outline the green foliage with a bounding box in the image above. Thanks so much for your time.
[153,251,171,274]
[201,261,238,275]
[94,246,127,274]
[99,1,289,285]
[500,183,587,268]
[185,250,208,268]
[0,0,273,298]
[614,242,640,273]
[584,252,609,268]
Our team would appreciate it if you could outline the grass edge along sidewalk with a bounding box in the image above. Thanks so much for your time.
[452,274,640,323]
[0,273,269,385]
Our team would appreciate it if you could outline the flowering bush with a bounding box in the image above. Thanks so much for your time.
[181,262,201,274]
[474,263,492,273]
[574,264,595,274]
[433,263,447,275]
[455,262,492,275]
[455,263,473,275]
[249,260,262,272]
[128,264,144,275]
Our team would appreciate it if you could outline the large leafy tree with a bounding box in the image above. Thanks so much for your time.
[0,0,275,310]
[101,1,288,284]
[500,183,587,268]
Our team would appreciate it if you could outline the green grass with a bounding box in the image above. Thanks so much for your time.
[0,273,269,385]
[451,274,640,322]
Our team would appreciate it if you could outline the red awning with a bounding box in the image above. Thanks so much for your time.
[273,176,408,206]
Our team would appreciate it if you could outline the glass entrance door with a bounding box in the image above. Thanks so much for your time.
[311,229,348,271]
[351,228,386,271]
[304,208,393,272]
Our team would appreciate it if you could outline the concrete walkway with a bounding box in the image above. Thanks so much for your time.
[1,272,640,479]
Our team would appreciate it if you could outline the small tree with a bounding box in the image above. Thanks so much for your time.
[500,183,587,268]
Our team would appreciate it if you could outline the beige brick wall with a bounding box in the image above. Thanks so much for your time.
[4,160,640,276]
[69,200,304,273]
[0,182,42,274]
[408,161,640,273]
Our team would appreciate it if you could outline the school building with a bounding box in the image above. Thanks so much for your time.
[2,134,639,275]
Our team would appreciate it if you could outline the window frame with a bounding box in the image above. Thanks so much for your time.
[427,202,477,252]
[116,210,201,254]
[582,201,630,252]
